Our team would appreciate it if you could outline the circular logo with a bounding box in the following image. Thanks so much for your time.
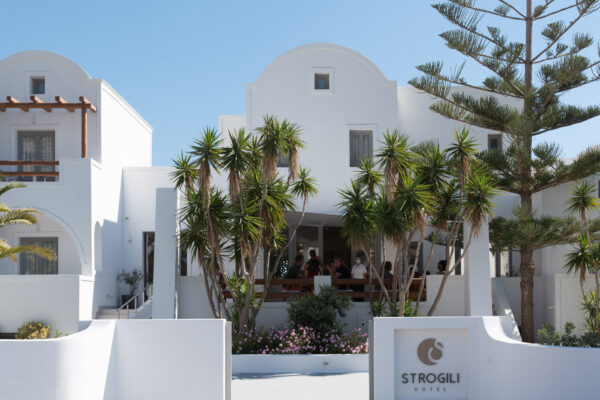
[417,338,443,366]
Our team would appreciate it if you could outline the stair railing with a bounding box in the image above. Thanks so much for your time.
[117,283,153,319]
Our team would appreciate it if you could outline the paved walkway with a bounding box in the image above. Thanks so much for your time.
[232,372,369,400]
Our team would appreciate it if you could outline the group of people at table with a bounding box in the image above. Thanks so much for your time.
[281,250,441,295]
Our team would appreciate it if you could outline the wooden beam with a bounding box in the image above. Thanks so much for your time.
[0,171,59,177]
[81,107,88,158]
[0,160,59,166]
[79,96,97,113]
[6,96,20,103]
[30,96,52,112]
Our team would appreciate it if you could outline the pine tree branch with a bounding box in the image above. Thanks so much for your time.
[534,1,594,20]
[533,2,596,62]
[417,63,522,98]
[434,4,525,62]
[533,59,600,124]
[448,0,524,20]
[471,55,525,95]
[498,0,526,19]
[534,45,594,64]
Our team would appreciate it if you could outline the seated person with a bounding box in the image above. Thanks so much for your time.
[330,257,351,289]
[351,256,367,300]
[437,259,447,275]
[305,249,322,279]
[383,261,393,279]
[284,254,304,290]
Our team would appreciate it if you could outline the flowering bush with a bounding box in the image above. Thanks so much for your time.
[233,325,368,354]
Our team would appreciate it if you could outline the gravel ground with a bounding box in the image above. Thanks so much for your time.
[232,372,369,400]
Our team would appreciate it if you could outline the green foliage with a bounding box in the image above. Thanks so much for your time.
[228,276,260,330]
[15,321,50,340]
[537,322,600,348]
[173,116,318,328]
[287,285,352,335]
[117,269,143,296]
[0,183,57,262]
[582,290,600,334]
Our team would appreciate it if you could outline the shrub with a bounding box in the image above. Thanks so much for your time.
[232,325,368,354]
[536,322,600,347]
[15,321,50,340]
[287,285,352,335]
[117,269,143,296]
[582,290,600,334]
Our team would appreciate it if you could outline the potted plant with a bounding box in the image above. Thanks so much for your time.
[117,269,143,307]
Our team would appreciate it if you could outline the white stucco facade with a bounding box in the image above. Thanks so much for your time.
[0,51,174,333]
[0,44,597,336]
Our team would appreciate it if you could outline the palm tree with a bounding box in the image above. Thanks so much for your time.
[356,158,383,197]
[427,172,499,315]
[566,180,600,336]
[190,127,222,205]
[0,183,56,262]
[220,128,252,203]
[376,130,412,203]
[565,235,592,298]
[256,115,301,182]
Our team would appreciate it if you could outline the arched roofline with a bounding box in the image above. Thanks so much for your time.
[253,43,394,86]
[0,50,91,82]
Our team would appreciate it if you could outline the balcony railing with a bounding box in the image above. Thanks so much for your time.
[0,161,59,181]
[223,278,426,301]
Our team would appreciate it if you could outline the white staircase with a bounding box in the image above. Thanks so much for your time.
[95,299,152,320]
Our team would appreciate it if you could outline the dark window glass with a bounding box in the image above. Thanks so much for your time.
[31,77,45,94]
[349,130,373,167]
[314,73,330,90]
[20,237,58,274]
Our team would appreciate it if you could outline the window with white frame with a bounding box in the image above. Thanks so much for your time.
[349,130,373,167]
[31,76,45,95]
[19,237,58,274]
[488,134,503,151]
[17,131,56,182]
[314,73,330,90]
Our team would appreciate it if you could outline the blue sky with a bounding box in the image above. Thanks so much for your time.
[3,1,599,165]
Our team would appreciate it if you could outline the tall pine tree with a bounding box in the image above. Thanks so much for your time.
[410,0,600,342]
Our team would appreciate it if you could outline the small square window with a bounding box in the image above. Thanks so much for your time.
[31,77,45,95]
[314,73,329,90]
[488,134,502,151]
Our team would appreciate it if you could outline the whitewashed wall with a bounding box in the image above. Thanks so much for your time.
[0,274,92,333]
[372,316,600,400]
[0,319,231,400]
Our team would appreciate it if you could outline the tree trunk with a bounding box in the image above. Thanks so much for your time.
[520,246,535,342]
[519,0,536,343]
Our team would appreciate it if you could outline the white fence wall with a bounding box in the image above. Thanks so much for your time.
[0,274,92,334]
[0,319,231,400]
[371,316,600,400]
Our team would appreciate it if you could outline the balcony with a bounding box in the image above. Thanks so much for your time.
[0,160,59,182]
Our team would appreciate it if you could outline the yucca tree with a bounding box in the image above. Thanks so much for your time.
[338,180,394,311]
[220,128,252,203]
[175,116,317,330]
[190,127,221,206]
[394,174,435,314]
[255,115,304,183]
[376,130,413,203]
[256,167,318,318]
[565,180,600,336]
[410,0,600,342]
[0,183,56,262]
[565,235,592,298]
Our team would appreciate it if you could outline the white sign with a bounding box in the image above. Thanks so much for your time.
[394,329,468,399]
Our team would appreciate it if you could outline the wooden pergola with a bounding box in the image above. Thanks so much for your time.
[0,95,97,158]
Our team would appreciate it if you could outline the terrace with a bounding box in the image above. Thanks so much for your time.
[0,95,96,181]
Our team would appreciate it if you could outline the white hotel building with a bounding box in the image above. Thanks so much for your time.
[0,44,597,335]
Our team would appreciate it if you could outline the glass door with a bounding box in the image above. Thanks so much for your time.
[17,131,55,182]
